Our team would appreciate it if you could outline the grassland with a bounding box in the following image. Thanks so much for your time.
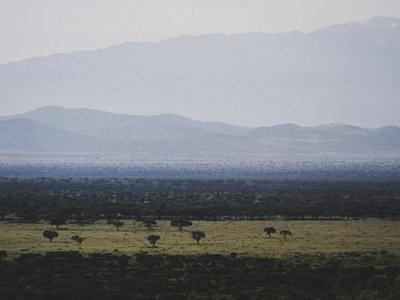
[1,219,399,257]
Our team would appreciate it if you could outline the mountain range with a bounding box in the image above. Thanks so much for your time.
[0,106,399,155]
[1,17,400,127]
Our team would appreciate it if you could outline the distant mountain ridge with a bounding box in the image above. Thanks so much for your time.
[0,106,399,155]
[0,118,105,152]
[1,17,399,127]
[5,106,251,139]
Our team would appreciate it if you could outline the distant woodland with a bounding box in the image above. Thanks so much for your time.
[1,178,399,221]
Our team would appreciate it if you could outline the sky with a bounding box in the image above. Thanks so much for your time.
[1,0,400,64]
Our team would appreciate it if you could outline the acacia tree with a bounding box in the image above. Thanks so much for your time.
[43,230,59,243]
[264,227,276,238]
[280,230,292,241]
[49,217,66,230]
[170,219,193,232]
[147,235,160,248]
[112,220,124,231]
[71,235,85,247]
[143,219,157,230]
[191,231,206,244]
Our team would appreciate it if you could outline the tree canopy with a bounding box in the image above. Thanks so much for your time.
[191,231,206,244]
[43,230,59,243]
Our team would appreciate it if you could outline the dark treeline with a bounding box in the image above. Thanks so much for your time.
[0,251,399,300]
[1,177,400,221]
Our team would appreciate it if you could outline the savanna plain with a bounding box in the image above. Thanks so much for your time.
[1,178,400,299]
[1,219,399,257]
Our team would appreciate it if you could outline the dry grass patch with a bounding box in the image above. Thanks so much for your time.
[0,219,399,257]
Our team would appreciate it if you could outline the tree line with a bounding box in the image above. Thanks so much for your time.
[1,178,400,221]
[41,219,292,249]
[41,218,209,248]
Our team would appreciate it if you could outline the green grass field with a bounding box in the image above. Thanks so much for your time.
[1,219,399,257]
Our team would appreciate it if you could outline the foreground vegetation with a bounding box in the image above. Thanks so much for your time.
[1,219,399,257]
[1,251,399,300]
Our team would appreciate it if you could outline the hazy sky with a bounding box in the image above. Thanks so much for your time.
[1,0,400,64]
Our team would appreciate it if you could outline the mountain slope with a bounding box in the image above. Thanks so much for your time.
[0,17,399,126]
[1,107,399,155]
[0,118,105,152]
[7,106,250,141]
[0,107,257,153]
[247,123,400,153]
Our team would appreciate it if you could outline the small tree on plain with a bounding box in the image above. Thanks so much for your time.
[280,230,292,242]
[170,219,193,232]
[112,220,124,231]
[43,230,59,243]
[264,227,276,238]
[147,235,160,248]
[71,235,85,246]
[191,231,206,244]
[49,217,66,230]
[143,219,157,230]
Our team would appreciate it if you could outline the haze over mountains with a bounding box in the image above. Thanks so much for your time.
[1,17,400,127]
[0,106,399,155]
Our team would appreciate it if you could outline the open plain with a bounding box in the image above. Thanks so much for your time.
[1,219,399,257]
